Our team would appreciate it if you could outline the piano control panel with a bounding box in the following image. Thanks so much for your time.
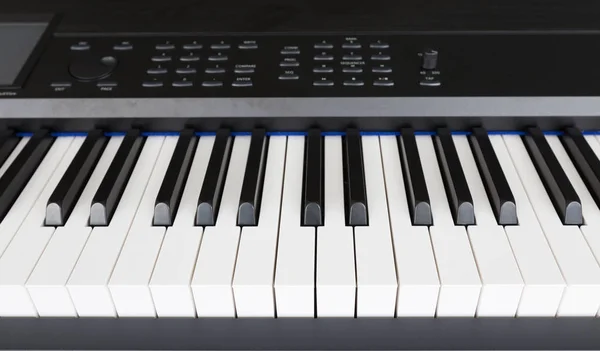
[3,33,600,98]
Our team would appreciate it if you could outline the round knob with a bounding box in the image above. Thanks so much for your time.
[69,56,118,81]
[422,49,438,70]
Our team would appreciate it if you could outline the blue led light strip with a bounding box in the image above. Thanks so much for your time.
[12,130,600,138]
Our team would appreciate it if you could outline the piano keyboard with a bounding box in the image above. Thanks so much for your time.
[0,127,600,318]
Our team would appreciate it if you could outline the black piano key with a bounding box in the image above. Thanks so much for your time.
[196,129,233,226]
[46,130,108,226]
[398,128,432,226]
[90,130,144,226]
[153,130,197,226]
[343,128,368,226]
[523,127,582,225]
[0,130,53,221]
[237,129,268,226]
[302,128,324,226]
[469,127,518,225]
[562,127,600,212]
[434,128,475,225]
[0,131,20,170]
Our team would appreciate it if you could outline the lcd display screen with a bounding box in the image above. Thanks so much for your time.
[0,22,47,86]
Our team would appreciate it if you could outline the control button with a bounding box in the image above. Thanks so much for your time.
[202,81,224,87]
[234,67,255,74]
[371,54,391,61]
[343,55,362,61]
[314,54,334,61]
[97,81,118,87]
[422,49,439,70]
[373,80,394,87]
[372,66,392,73]
[205,67,226,74]
[211,43,231,50]
[51,82,72,88]
[280,60,299,67]
[180,55,200,62]
[342,43,361,49]
[156,44,176,50]
[343,80,364,86]
[370,42,390,49]
[113,43,133,51]
[420,79,441,87]
[176,67,197,74]
[313,66,333,73]
[239,43,258,50]
[314,43,334,49]
[147,68,168,75]
[183,43,203,50]
[279,73,299,80]
[343,67,363,73]
[232,81,253,87]
[208,55,228,62]
[281,49,300,55]
[142,81,164,88]
[70,43,90,51]
[151,56,172,62]
[313,80,334,87]
[173,81,194,87]
[69,56,118,81]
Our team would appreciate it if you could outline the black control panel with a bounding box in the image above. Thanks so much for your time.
[3,33,600,98]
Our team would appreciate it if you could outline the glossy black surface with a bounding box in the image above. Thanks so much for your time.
[46,130,107,226]
[0,132,20,171]
[343,128,368,226]
[523,127,582,225]
[302,128,323,226]
[237,129,268,226]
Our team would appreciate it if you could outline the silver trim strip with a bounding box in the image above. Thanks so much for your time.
[0,97,598,117]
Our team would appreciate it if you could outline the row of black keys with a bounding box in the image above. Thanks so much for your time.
[0,126,593,227]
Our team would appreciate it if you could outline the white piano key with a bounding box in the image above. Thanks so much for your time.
[233,136,286,317]
[489,135,564,316]
[67,136,165,317]
[0,136,81,317]
[274,136,315,317]
[109,136,178,317]
[0,137,29,178]
[353,136,397,317]
[317,136,355,317]
[379,136,439,317]
[191,135,250,317]
[417,135,481,317]
[26,136,123,317]
[149,136,214,317]
[453,135,524,317]
[504,135,600,317]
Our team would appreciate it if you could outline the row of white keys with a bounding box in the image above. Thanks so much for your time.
[66,136,166,317]
[233,136,287,317]
[489,135,565,316]
[149,136,214,317]
[26,136,124,316]
[108,136,179,317]
[354,136,397,316]
[317,135,355,317]
[417,135,481,317]
[379,136,439,317]
[504,135,600,316]
[191,135,251,317]
[274,136,315,317]
[0,136,80,317]
[453,135,524,317]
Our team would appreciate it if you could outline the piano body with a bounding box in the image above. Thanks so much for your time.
[3,0,600,349]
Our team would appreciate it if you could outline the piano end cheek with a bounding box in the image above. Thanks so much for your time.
[499,201,518,226]
[564,201,583,226]
[89,202,108,226]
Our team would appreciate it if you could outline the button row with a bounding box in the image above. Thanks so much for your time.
[51,81,119,88]
[155,43,258,50]
[147,67,255,75]
[313,42,389,49]
[151,54,230,62]
[310,66,393,74]
[142,80,253,88]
